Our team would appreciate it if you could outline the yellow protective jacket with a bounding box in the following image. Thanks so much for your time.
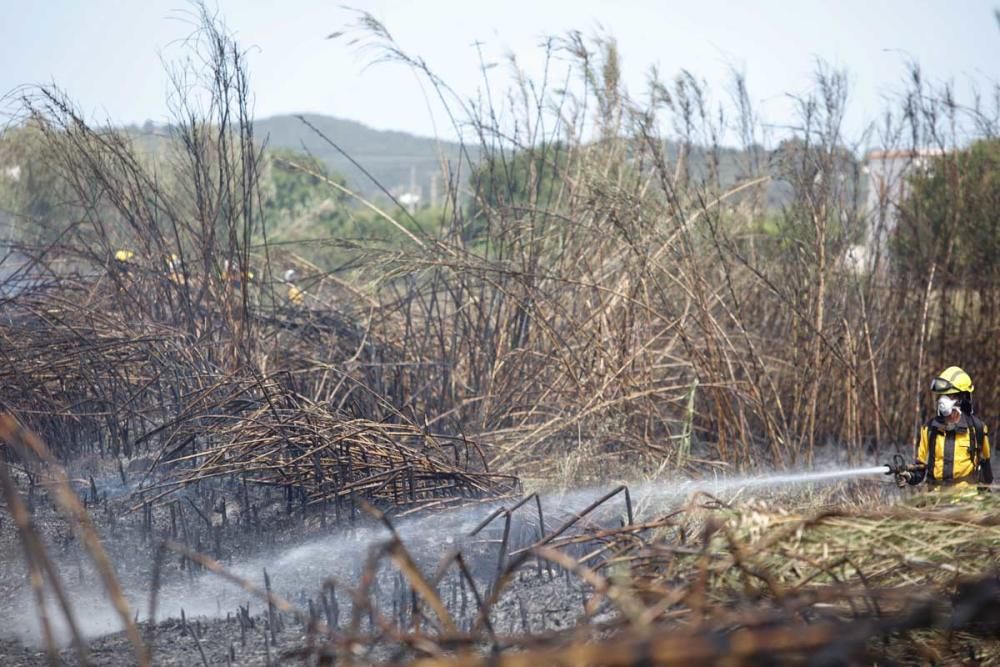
[914,414,992,485]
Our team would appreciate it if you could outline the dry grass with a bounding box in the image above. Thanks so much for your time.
[124,482,1000,666]
[0,6,998,666]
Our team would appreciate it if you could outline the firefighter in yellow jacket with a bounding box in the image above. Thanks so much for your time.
[283,269,304,306]
[901,366,994,488]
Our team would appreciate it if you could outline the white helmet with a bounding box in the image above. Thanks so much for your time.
[283,269,297,282]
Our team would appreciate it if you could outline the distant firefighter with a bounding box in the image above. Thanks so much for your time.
[112,249,136,277]
[283,269,305,305]
[165,254,186,286]
[222,259,255,290]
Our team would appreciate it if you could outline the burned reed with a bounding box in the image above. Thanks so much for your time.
[128,479,1000,666]
[1,5,999,665]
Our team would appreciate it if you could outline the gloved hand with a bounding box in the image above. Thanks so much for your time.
[895,471,912,488]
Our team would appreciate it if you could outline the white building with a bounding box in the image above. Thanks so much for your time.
[850,149,943,270]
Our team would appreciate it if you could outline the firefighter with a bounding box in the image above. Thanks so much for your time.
[900,366,993,489]
[165,254,186,286]
[113,249,135,274]
[110,249,138,292]
[283,269,304,306]
[222,259,254,290]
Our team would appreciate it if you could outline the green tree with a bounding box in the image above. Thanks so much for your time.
[263,148,346,220]
[259,148,356,268]
[894,139,1000,283]
[0,121,79,244]
[469,145,567,218]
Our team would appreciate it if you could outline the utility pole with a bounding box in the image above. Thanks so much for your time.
[407,165,418,214]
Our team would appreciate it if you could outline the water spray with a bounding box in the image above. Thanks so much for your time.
[710,465,893,490]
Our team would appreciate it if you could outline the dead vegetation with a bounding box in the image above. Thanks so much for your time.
[1,5,999,665]
[178,485,1000,666]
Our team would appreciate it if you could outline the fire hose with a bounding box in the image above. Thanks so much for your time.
[883,454,926,487]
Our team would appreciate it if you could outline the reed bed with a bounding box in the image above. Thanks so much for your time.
[95,480,994,666]
[0,273,516,509]
[149,398,520,510]
[326,488,1000,665]
[1,6,999,666]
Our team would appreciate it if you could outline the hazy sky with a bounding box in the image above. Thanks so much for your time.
[2,1,998,144]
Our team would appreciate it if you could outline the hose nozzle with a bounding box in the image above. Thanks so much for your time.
[884,454,907,476]
[884,454,924,487]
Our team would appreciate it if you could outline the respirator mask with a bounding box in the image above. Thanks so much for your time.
[937,394,960,417]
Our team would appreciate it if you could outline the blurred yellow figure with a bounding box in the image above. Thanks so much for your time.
[112,249,135,278]
[284,269,305,305]
[222,259,254,289]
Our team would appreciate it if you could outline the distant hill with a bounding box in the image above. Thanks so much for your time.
[255,114,472,204]
[127,113,795,210]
